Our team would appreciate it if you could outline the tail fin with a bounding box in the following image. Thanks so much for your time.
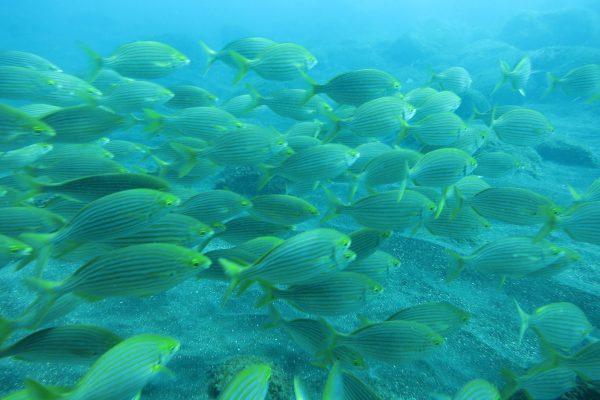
[169,142,205,178]
[262,305,283,329]
[229,50,250,84]
[445,248,466,282]
[543,72,560,98]
[567,184,581,201]
[142,108,164,135]
[0,316,13,345]
[25,378,65,400]
[491,60,510,95]
[257,164,275,191]
[500,368,519,400]
[14,173,46,201]
[323,362,344,400]
[198,41,218,76]
[514,299,530,344]
[220,258,247,305]
[533,206,559,242]
[79,42,103,81]
[16,233,54,276]
[299,70,318,103]
[245,83,263,110]
[255,283,276,308]
[293,376,312,400]
[320,186,343,223]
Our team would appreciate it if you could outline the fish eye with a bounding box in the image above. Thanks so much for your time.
[32,126,44,134]
[8,245,20,254]
[240,199,251,207]
[192,259,203,267]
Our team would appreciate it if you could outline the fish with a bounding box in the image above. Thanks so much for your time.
[258,271,381,316]
[0,66,62,102]
[0,324,122,363]
[493,56,531,96]
[501,367,577,400]
[345,250,399,283]
[0,234,32,270]
[218,363,271,400]
[515,300,593,350]
[200,37,276,72]
[338,96,415,138]
[446,237,578,283]
[545,341,600,382]
[24,333,180,400]
[248,86,330,121]
[404,112,466,147]
[473,151,520,178]
[430,66,472,95]
[539,201,600,245]
[37,71,103,105]
[491,107,554,147]
[0,103,55,150]
[412,90,461,121]
[569,177,600,203]
[347,228,392,261]
[216,216,294,245]
[249,194,319,225]
[230,42,317,83]
[100,79,173,112]
[0,143,53,172]
[221,228,352,296]
[165,85,217,109]
[0,206,65,237]
[386,301,469,335]
[306,68,401,106]
[0,50,61,71]
[545,64,600,99]
[84,40,190,79]
[433,379,500,400]
[178,189,252,224]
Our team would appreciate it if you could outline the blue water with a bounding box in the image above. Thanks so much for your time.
[1,0,599,399]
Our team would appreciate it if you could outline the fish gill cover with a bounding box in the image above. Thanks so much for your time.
[0,0,599,399]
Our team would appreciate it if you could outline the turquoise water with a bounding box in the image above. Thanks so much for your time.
[1,1,599,399]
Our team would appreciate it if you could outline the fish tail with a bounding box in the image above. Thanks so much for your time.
[219,258,244,305]
[229,50,250,84]
[142,108,164,135]
[321,186,343,223]
[299,70,317,103]
[543,72,559,98]
[169,142,203,178]
[449,185,465,221]
[0,316,13,345]
[444,248,466,282]
[491,60,510,95]
[262,304,283,329]
[433,187,449,220]
[198,40,218,76]
[500,368,519,400]
[14,172,46,201]
[25,378,65,400]
[257,164,274,191]
[532,206,558,242]
[513,298,529,344]
[255,282,275,308]
[79,41,103,81]
[568,184,582,201]
[15,233,54,275]
[245,83,262,111]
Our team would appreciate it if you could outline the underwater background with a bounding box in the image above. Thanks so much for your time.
[1,0,600,399]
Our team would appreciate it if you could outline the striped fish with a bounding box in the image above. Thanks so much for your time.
[258,271,381,316]
[0,50,61,71]
[326,188,436,231]
[309,68,401,106]
[474,151,519,178]
[409,148,477,188]
[0,66,58,102]
[286,135,321,153]
[25,333,180,399]
[545,64,600,98]
[493,56,531,96]
[200,37,276,71]
[165,85,217,109]
[29,152,128,181]
[323,362,344,400]
[22,172,170,203]
[407,112,466,147]
[467,187,558,226]
[340,370,381,400]
[0,143,53,171]
[348,142,392,174]
[404,87,438,107]
[425,197,491,239]
[265,143,359,186]
[515,301,593,349]
[0,206,64,236]
[86,40,190,79]
[201,124,290,166]
[144,106,241,140]
[412,90,461,121]
[0,103,55,149]
[342,96,415,138]
[491,107,554,147]
[348,228,392,261]
[386,302,469,335]
[454,175,491,200]
[231,42,317,83]
[0,234,31,270]
[355,148,422,194]
[26,243,210,302]
[446,237,578,282]
[216,216,294,245]
[100,80,173,112]
[221,228,352,295]
[218,364,271,400]
[19,103,61,119]
[0,324,122,363]
[38,71,102,106]
[178,189,252,224]
[249,194,318,225]
[570,177,600,203]
[334,320,444,364]
[345,250,399,283]
[250,86,329,121]
[41,105,128,143]
[89,68,132,93]
[431,66,472,95]
[106,213,213,248]
[502,367,576,400]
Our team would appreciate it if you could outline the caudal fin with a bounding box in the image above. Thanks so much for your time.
[500,368,519,400]
[229,50,250,84]
[320,186,344,223]
[25,378,65,400]
[79,42,103,81]
[198,41,218,76]
[513,299,530,344]
[491,60,510,95]
[445,248,466,282]
[542,72,560,98]
[142,108,164,135]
